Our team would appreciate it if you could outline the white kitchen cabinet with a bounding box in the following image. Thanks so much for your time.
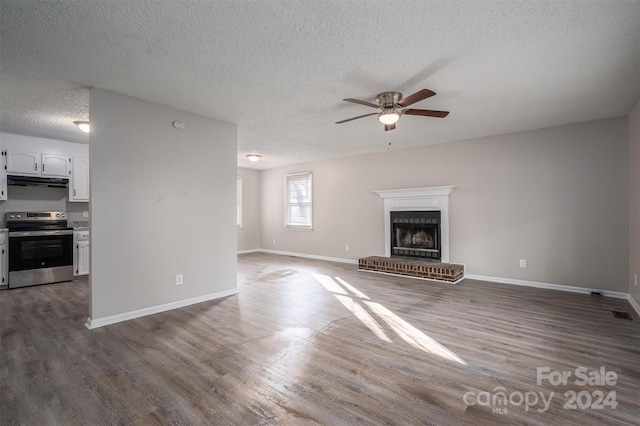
[77,241,89,276]
[6,150,39,175]
[74,230,90,276]
[5,150,71,178]
[0,230,7,287]
[0,244,6,287]
[41,153,72,177]
[0,151,7,201]
[69,157,89,202]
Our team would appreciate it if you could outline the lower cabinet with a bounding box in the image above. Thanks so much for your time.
[74,230,90,276]
[0,243,6,287]
[0,229,7,286]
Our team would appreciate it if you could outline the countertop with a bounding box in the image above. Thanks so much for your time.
[69,221,89,228]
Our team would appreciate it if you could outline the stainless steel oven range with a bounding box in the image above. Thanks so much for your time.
[6,211,74,288]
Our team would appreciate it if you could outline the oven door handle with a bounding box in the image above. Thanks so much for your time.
[9,230,74,237]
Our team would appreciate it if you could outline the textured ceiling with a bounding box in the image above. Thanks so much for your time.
[1,1,639,169]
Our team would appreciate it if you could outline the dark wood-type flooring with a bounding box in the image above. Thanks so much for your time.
[1,252,639,425]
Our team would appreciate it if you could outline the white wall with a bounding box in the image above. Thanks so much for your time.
[260,117,629,292]
[0,132,88,156]
[89,89,237,324]
[629,98,640,306]
[237,167,261,252]
[0,132,89,222]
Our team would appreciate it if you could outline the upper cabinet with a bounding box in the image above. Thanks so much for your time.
[69,157,89,202]
[6,150,38,175]
[42,153,72,177]
[0,152,6,201]
[0,133,89,203]
[1,149,88,202]
[6,150,71,178]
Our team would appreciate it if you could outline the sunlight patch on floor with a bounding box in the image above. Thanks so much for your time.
[335,277,370,299]
[334,294,392,342]
[313,273,348,295]
[312,273,466,365]
[364,300,466,365]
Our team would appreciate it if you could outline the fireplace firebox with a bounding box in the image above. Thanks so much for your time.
[391,211,441,260]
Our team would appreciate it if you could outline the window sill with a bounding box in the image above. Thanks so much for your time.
[285,225,313,231]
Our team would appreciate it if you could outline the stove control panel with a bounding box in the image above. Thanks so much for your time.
[5,211,67,221]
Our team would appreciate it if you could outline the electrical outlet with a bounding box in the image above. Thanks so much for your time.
[272,238,276,245]
[345,244,350,252]
[635,274,638,286]
[176,274,183,285]
[519,259,527,268]
[82,211,89,218]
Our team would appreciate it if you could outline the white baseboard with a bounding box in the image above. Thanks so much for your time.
[257,249,465,283]
[628,294,640,317]
[465,274,629,299]
[237,249,260,254]
[85,287,239,329]
[239,251,636,308]
[259,249,358,265]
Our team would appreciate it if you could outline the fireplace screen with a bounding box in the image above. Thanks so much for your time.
[391,211,441,259]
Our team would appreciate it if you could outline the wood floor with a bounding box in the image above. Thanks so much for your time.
[1,252,639,425]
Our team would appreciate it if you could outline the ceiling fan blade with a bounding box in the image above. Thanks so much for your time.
[335,112,379,124]
[384,123,396,131]
[397,89,436,107]
[343,98,380,108]
[404,109,449,118]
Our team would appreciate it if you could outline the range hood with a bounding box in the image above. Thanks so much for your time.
[7,175,69,188]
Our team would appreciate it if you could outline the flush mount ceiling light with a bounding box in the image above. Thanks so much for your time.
[74,121,90,133]
[246,154,262,162]
[378,110,400,125]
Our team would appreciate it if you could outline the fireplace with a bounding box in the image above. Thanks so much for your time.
[362,186,463,283]
[374,186,454,262]
[391,211,441,260]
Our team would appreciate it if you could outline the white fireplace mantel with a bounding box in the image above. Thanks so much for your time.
[374,186,455,262]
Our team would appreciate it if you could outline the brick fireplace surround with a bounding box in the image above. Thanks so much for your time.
[359,256,465,283]
[358,186,465,284]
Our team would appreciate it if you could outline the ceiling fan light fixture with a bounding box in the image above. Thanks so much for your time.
[337,89,447,131]
[378,110,400,125]
[246,154,262,162]
[74,121,90,133]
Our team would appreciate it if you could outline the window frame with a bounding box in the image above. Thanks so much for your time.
[237,176,243,228]
[284,172,313,230]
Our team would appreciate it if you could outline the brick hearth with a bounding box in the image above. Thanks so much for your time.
[358,256,464,283]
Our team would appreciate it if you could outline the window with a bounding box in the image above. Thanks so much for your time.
[285,172,312,229]
[237,176,243,228]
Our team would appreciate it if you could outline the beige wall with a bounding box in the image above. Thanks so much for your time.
[261,117,629,291]
[90,89,237,321]
[237,167,261,252]
[629,99,640,305]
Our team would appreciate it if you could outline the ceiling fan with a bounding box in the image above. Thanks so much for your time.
[335,88,449,131]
